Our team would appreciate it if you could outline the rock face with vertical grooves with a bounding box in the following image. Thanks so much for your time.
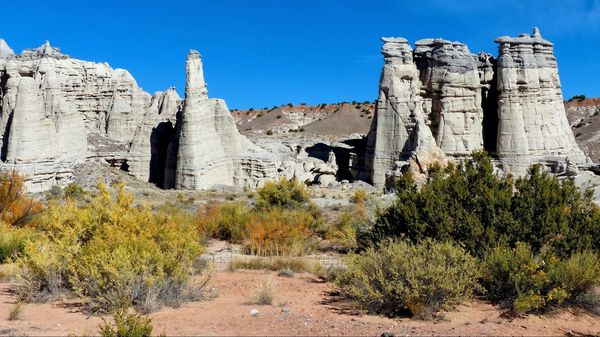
[0,41,151,190]
[362,38,446,187]
[414,39,484,156]
[0,30,592,192]
[173,50,278,190]
[361,28,588,188]
[494,28,586,174]
[126,88,180,186]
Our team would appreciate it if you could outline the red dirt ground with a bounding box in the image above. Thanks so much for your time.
[1,270,600,336]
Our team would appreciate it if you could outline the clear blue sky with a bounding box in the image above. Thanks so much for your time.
[1,0,598,109]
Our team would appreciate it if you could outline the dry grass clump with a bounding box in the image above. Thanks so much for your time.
[255,279,277,305]
[8,301,23,321]
[229,255,319,273]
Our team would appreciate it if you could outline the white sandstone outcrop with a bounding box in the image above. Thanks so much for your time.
[362,28,588,188]
[0,41,155,190]
[174,50,279,190]
[414,39,484,156]
[126,88,180,186]
[494,28,587,174]
[363,37,446,187]
[0,39,14,58]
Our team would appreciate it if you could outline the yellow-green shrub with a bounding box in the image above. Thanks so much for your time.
[17,183,203,312]
[483,243,600,314]
[337,239,481,318]
[326,211,357,250]
[255,178,311,210]
[0,224,36,263]
[98,309,156,337]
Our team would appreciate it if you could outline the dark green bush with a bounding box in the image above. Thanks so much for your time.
[63,182,87,200]
[368,152,600,257]
[483,243,600,314]
[337,239,481,318]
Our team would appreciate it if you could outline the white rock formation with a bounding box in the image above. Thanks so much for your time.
[174,50,279,190]
[362,28,588,188]
[0,39,14,58]
[126,88,180,186]
[414,39,484,156]
[363,37,446,187]
[0,40,155,190]
[494,28,587,174]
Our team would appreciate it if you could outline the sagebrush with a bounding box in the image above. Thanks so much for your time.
[337,239,481,318]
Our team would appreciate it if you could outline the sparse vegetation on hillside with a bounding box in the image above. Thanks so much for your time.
[567,94,587,102]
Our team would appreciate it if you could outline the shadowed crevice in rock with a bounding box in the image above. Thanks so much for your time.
[0,111,13,162]
[149,121,175,188]
[482,59,499,154]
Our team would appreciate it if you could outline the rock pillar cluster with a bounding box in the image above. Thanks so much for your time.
[363,28,587,187]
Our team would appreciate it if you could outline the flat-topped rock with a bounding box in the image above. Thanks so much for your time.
[495,27,586,174]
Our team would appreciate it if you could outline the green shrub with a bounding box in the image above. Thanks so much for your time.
[337,239,481,318]
[98,309,157,337]
[368,152,600,258]
[483,243,600,314]
[63,182,87,200]
[0,224,35,263]
[326,211,357,250]
[17,183,204,313]
[255,178,311,210]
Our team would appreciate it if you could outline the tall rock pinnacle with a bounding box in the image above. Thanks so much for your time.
[175,50,268,190]
[185,50,208,99]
